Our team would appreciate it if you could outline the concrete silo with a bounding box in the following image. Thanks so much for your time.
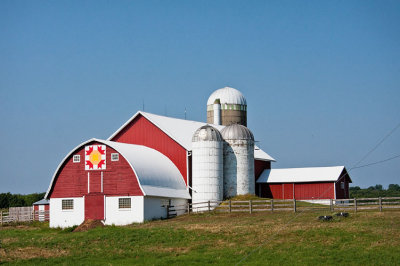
[221,124,255,198]
[191,125,224,211]
[207,87,247,126]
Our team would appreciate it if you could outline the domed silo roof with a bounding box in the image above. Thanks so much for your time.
[207,87,247,106]
[192,125,223,142]
[221,124,254,141]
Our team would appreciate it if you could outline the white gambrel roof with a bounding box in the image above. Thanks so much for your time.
[45,139,191,199]
[256,166,351,183]
[108,111,275,161]
[103,140,190,199]
[207,87,247,105]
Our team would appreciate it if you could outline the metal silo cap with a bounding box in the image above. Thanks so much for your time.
[220,124,254,141]
[192,125,223,142]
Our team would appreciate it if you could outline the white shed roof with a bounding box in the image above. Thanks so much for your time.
[108,111,275,161]
[45,139,191,199]
[257,166,351,183]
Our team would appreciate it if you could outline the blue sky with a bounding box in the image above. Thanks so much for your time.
[1,0,399,194]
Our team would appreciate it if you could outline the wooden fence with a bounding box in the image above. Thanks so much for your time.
[0,207,49,225]
[167,197,400,218]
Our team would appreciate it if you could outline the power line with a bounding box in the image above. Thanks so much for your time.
[352,154,400,170]
[352,122,400,168]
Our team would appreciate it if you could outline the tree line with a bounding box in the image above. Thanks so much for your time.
[0,192,45,209]
[350,184,400,198]
[0,185,399,208]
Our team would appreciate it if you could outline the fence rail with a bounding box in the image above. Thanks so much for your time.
[167,197,400,218]
[0,207,49,225]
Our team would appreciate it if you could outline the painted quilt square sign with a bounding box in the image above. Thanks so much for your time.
[85,145,106,170]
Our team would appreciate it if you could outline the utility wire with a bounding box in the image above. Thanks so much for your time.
[352,154,400,170]
[352,122,400,168]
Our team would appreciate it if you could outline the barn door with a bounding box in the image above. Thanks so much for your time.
[85,194,104,220]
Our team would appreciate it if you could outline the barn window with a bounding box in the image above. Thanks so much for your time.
[119,198,131,209]
[340,182,345,189]
[111,153,119,161]
[73,155,80,163]
[62,199,74,210]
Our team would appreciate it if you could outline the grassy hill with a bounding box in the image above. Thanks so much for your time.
[1,210,400,265]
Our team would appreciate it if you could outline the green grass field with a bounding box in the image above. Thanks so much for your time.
[1,210,399,265]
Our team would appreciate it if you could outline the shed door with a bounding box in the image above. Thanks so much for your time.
[85,194,104,220]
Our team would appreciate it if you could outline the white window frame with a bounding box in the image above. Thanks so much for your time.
[73,155,80,163]
[111,153,119,162]
[62,199,74,211]
[118,198,131,209]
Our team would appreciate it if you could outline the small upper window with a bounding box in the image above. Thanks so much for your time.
[62,199,74,210]
[340,182,345,189]
[73,155,80,163]
[119,198,131,209]
[111,153,119,161]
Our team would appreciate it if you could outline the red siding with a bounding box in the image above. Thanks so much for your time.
[335,169,351,199]
[111,114,188,185]
[34,205,49,211]
[254,160,271,179]
[254,160,271,197]
[49,141,143,198]
[269,184,283,199]
[294,183,335,199]
[283,183,294,199]
[85,194,104,220]
[266,182,335,199]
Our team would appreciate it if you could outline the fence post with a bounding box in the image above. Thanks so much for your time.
[187,202,190,214]
[208,201,211,212]
[0,210,2,226]
[229,200,231,213]
[271,199,274,212]
[379,197,382,212]
[354,198,357,213]
[249,200,252,214]
[330,199,333,212]
[293,199,297,213]
[167,205,170,219]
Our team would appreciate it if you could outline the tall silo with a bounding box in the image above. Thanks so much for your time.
[207,87,247,126]
[221,124,255,198]
[191,125,224,211]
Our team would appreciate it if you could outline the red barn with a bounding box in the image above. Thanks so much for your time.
[45,138,191,228]
[256,166,352,201]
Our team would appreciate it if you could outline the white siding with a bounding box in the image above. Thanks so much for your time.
[144,197,167,220]
[104,196,144,225]
[144,197,188,220]
[192,140,223,211]
[171,198,188,216]
[49,197,84,228]
[223,139,255,197]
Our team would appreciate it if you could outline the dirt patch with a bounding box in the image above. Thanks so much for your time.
[73,219,104,232]
[0,246,68,262]
[0,238,18,244]
[147,246,192,254]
